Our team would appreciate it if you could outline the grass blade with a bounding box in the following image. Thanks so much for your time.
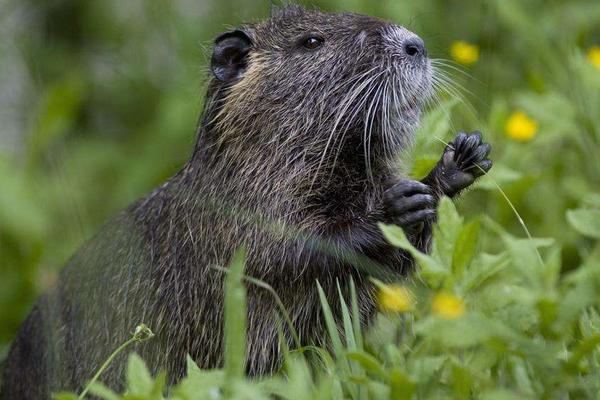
[224,247,248,386]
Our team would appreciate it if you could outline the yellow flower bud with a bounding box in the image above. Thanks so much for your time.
[450,41,479,65]
[505,111,538,142]
[587,46,600,70]
[432,292,465,320]
[378,284,414,313]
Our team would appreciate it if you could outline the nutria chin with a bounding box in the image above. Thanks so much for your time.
[1,4,492,398]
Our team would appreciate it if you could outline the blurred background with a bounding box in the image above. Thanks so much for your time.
[1,0,599,358]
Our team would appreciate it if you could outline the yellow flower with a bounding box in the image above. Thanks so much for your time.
[378,284,414,313]
[450,41,479,65]
[587,46,600,70]
[505,111,538,142]
[432,292,465,320]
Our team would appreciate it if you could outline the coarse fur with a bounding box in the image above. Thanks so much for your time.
[1,4,491,398]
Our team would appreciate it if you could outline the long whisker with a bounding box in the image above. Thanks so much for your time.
[430,58,479,82]
[308,69,383,192]
[328,71,386,182]
[364,79,385,183]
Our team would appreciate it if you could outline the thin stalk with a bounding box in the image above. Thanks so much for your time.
[78,324,154,400]
[434,135,545,269]
[212,265,301,349]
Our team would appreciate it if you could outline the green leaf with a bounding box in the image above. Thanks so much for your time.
[87,382,121,400]
[150,372,167,399]
[316,282,344,363]
[316,281,358,398]
[433,197,463,268]
[367,381,390,400]
[503,236,554,288]
[410,156,439,180]
[389,369,416,400]
[567,209,600,239]
[186,354,202,378]
[480,388,530,400]
[409,355,447,383]
[52,394,79,400]
[415,314,496,348]
[580,308,600,338]
[461,253,508,293]
[413,99,457,150]
[349,279,363,351]
[379,223,414,249]
[346,351,387,379]
[379,223,448,287]
[564,334,600,373]
[173,369,224,399]
[557,266,600,327]
[337,282,364,398]
[450,363,473,397]
[127,353,153,395]
[336,282,356,350]
[542,246,562,289]
[293,345,336,375]
[437,197,462,232]
[452,219,481,279]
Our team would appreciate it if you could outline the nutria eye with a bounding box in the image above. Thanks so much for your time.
[303,36,324,50]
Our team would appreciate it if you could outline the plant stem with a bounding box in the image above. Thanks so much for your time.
[78,324,154,399]
[78,337,137,399]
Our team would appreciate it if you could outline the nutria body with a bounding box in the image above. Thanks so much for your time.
[1,5,491,398]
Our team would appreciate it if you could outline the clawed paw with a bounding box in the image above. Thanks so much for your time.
[437,131,492,196]
[383,180,437,230]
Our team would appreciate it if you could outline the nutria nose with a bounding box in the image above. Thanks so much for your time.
[403,37,427,58]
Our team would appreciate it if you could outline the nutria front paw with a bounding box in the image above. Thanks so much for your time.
[432,131,492,197]
[383,180,437,232]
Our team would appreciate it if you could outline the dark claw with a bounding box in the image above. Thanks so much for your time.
[463,142,491,166]
[390,194,436,214]
[465,159,493,177]
[398,209,437,226]
[386,180,433,197]
[465,132,481,148]
[452,132,468,154]
[478,159,493,172]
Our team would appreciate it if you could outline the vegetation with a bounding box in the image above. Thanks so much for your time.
[57,197,600,399]
[2,0,600,398]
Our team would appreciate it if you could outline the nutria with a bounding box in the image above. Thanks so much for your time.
[1,4,491,398]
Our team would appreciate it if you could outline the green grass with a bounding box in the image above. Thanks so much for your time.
[55,195,600,399]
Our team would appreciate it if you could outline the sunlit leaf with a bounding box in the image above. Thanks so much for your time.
[567,209,600,239]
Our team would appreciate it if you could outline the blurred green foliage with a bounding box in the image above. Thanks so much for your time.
[2,0,600,394]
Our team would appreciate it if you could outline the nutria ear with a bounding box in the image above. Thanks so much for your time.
[211,30,253,82]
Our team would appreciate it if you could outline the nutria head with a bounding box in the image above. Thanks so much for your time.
[198,5,432,191]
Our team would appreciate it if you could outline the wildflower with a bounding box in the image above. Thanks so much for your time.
[450,41,479,65]
[133,324,155,342]
[378,284,414,313]
[505,111,538,142]
[432,292,465,319]
[587,46,600,70]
